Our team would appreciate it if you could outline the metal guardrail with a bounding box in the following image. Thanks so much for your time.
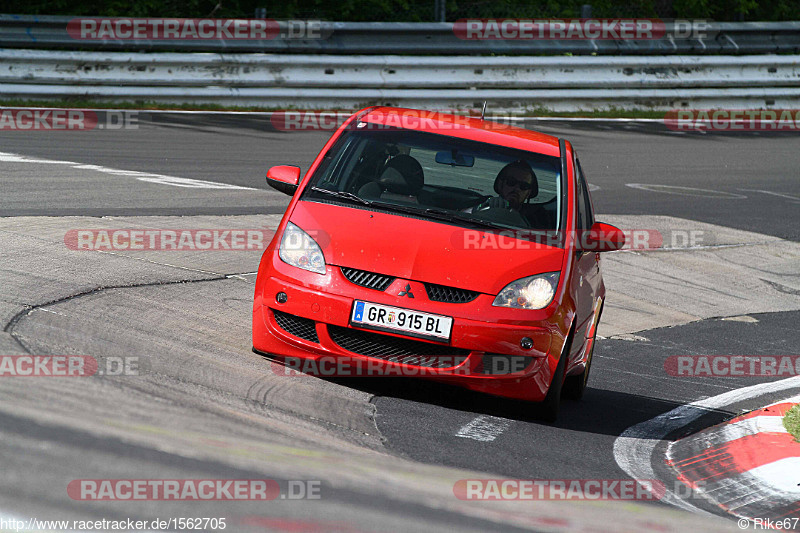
[3,50,799,89]
[2,49,799,111]
[2,14,800,55]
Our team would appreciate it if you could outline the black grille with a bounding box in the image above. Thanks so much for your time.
[341,267,395,291]
[328,325,469,368]
[272,309,319,343]
[425,283,480,303]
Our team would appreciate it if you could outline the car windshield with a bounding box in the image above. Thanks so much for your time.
[303,125,563,233]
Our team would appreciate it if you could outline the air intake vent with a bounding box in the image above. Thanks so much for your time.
[328,325,469,368]
[425,283,480,303]
[340,267,395,291]
[272,309,319,343]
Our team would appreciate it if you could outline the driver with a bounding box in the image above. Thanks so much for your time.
[485,160,535,210]
[470,160,549,228]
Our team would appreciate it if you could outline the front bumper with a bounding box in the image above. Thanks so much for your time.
[253,263,565,402]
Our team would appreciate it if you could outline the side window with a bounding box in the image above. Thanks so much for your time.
[574,155,589,230]
[576,158,594,228]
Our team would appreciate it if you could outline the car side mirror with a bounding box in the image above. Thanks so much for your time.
[580,222,626,252]
[266,165,301,196]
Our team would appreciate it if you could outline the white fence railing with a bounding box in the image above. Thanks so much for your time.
[2,49,799,111]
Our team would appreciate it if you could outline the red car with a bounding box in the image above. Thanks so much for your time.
[253,107,624,421]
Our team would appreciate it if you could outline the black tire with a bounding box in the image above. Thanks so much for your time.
[563,304,602,401]
[562,338,594,401]
[537,331,571,423]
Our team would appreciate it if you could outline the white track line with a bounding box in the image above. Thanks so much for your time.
[748,458,800,493]
[455,415,511,442]
[737,188,800,202]
[613,377,800,514]
[677,415,788,449]
[625,183,748,199]
[0,151,254,190]
[756,415,790,434]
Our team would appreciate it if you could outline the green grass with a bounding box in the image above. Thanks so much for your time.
[0,99,668,119]
[783,405,800,442]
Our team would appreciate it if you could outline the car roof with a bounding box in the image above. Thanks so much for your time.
[359,106,561,157]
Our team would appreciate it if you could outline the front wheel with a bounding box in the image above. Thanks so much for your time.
[563,304,602,401]
[562,338,594,400]
[537,332,571,423]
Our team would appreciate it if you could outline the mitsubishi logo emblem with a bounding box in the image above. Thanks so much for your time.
[398,284,415,298]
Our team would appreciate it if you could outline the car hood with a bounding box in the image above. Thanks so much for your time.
[289,200,564,295]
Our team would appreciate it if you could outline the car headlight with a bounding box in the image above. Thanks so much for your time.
[493,272,560,310]
[278,222,326,274]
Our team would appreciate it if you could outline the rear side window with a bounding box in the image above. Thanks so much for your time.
[574,155,594,230]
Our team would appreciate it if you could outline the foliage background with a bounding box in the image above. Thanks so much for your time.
[4,0,797,21]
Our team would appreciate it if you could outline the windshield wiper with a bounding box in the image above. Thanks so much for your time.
[367,201,511,230]
[310,191,516,230]
[423,208,513,230]
[310,187,372,205]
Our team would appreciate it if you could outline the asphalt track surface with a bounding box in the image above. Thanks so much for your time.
[1,113,798,240]
[1,112,799,532]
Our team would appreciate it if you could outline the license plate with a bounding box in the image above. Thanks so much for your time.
[351,301,453,342]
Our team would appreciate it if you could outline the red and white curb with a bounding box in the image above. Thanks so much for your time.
[667,395,800,520]
[614,376,800,517]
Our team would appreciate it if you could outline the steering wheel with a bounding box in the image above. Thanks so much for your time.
[471,197,527,226]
